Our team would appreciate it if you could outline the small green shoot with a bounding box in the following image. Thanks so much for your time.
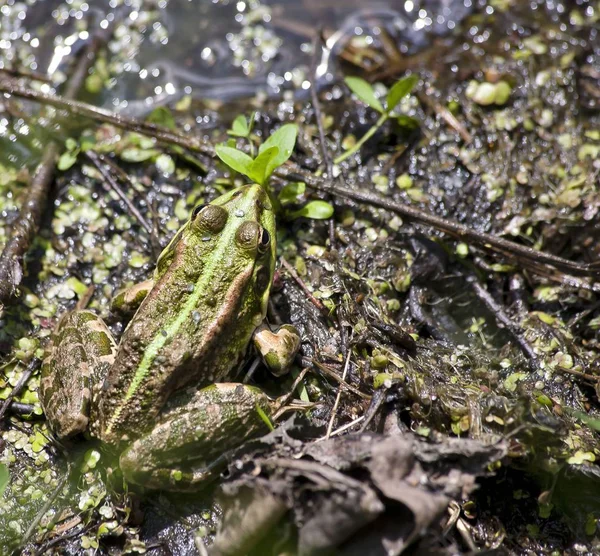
[277,181,334,220]
[57,138,80,171]
[335,74,419,164]
[228,113,256,156]
[217,122,334,221]
[289,200,334,220]
[0,462,9,498]
[256,404,275,431]
[216,123,298,187]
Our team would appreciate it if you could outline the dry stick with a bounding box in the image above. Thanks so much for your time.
[85,151,154,235]
[280,257,328,314]
[3,81,600,284]
[0,357,41,423]
[465,272,539,365]
[275,166,600,278]
[309,31,336,247]
[0,35,109,306]
[325,349,352,439]
[309,358,370,400]
[418,90,472,143]
[0,67,52,84]
[0,79,216,158]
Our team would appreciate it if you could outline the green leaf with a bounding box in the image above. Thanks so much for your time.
[386,74,419,113]
[0,462,9,498]
[146,106,176,130]
[57,149,79,171]
[248,146,279,185]
[215,144,254,178]
[259,123,298,173]
[120,148,160,162]
[256,404,274,431]
[65,138,78,151]
[290,200,334,220]
[396,115,420,130]
[155,153,175,176]
[344,76,384,113]
[229,115,250,137]
[278,181,306,205]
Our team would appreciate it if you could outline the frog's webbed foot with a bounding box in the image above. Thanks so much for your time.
[40,311,117,439]
[110,279,154,318]
[252,323,300,377]
[119,383,274,491]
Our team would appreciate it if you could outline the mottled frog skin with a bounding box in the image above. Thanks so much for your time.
[40,184,300,490]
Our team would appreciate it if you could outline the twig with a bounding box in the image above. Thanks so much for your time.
[325,349,352,439]
[0,67,52,84]
[309,358,370,400]
[21,464,71,547]
[85,151,162,257]
[418,91,472,143]
[279,257,328,314]
[0,79,216,158]
[0,33,110,306]
[465,272,539,366]
[85,151,153,235]
[309,31,336,247]
[274,165,600,285]
[0,357,41,423]
[5,80,600,285]
[273,367,310,420]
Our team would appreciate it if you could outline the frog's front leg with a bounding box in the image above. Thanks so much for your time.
[110,278,154,317]
[40,311,117,439]
[119,383,273,491]
[252,323,301,376]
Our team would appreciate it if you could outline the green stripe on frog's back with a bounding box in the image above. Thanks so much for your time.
[102,185,273,439]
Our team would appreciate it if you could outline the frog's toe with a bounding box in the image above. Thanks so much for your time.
[252,323,301,376]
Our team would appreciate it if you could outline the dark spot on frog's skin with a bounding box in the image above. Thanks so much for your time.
[186,284,195,293]
[161,329,168,337]
[234,384,245,396]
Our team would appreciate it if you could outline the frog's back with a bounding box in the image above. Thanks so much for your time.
[95,185,276,445]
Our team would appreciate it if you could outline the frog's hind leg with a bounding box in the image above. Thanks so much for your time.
[119,383,273,491]
[40,310,117,439]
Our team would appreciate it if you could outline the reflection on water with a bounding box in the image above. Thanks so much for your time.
[0,0,474,114]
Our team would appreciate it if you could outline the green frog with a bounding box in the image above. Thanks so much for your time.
[40,184,300,491]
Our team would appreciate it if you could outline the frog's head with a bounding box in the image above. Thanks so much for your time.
[186,184,277,313]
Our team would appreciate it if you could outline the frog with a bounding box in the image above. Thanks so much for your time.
[40,184,301,491]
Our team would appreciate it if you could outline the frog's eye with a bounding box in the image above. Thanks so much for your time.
[193,205,228,233]
[191,204,208,219]
[258,228,271,253]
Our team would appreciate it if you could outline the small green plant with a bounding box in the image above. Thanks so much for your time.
[216,122,297,187]
[216,121,334,220]
[334,74,419,164]
[0,463,8,498]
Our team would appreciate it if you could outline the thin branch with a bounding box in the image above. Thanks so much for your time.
[4,80,600,285]
[325,349,352,439]
[0,33,111,306]
[280,257,328,314]
[0,357,41,423]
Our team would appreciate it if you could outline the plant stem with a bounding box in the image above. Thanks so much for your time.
[333,112,388,164]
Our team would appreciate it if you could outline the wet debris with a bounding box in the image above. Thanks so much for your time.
[212,423,507,555]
